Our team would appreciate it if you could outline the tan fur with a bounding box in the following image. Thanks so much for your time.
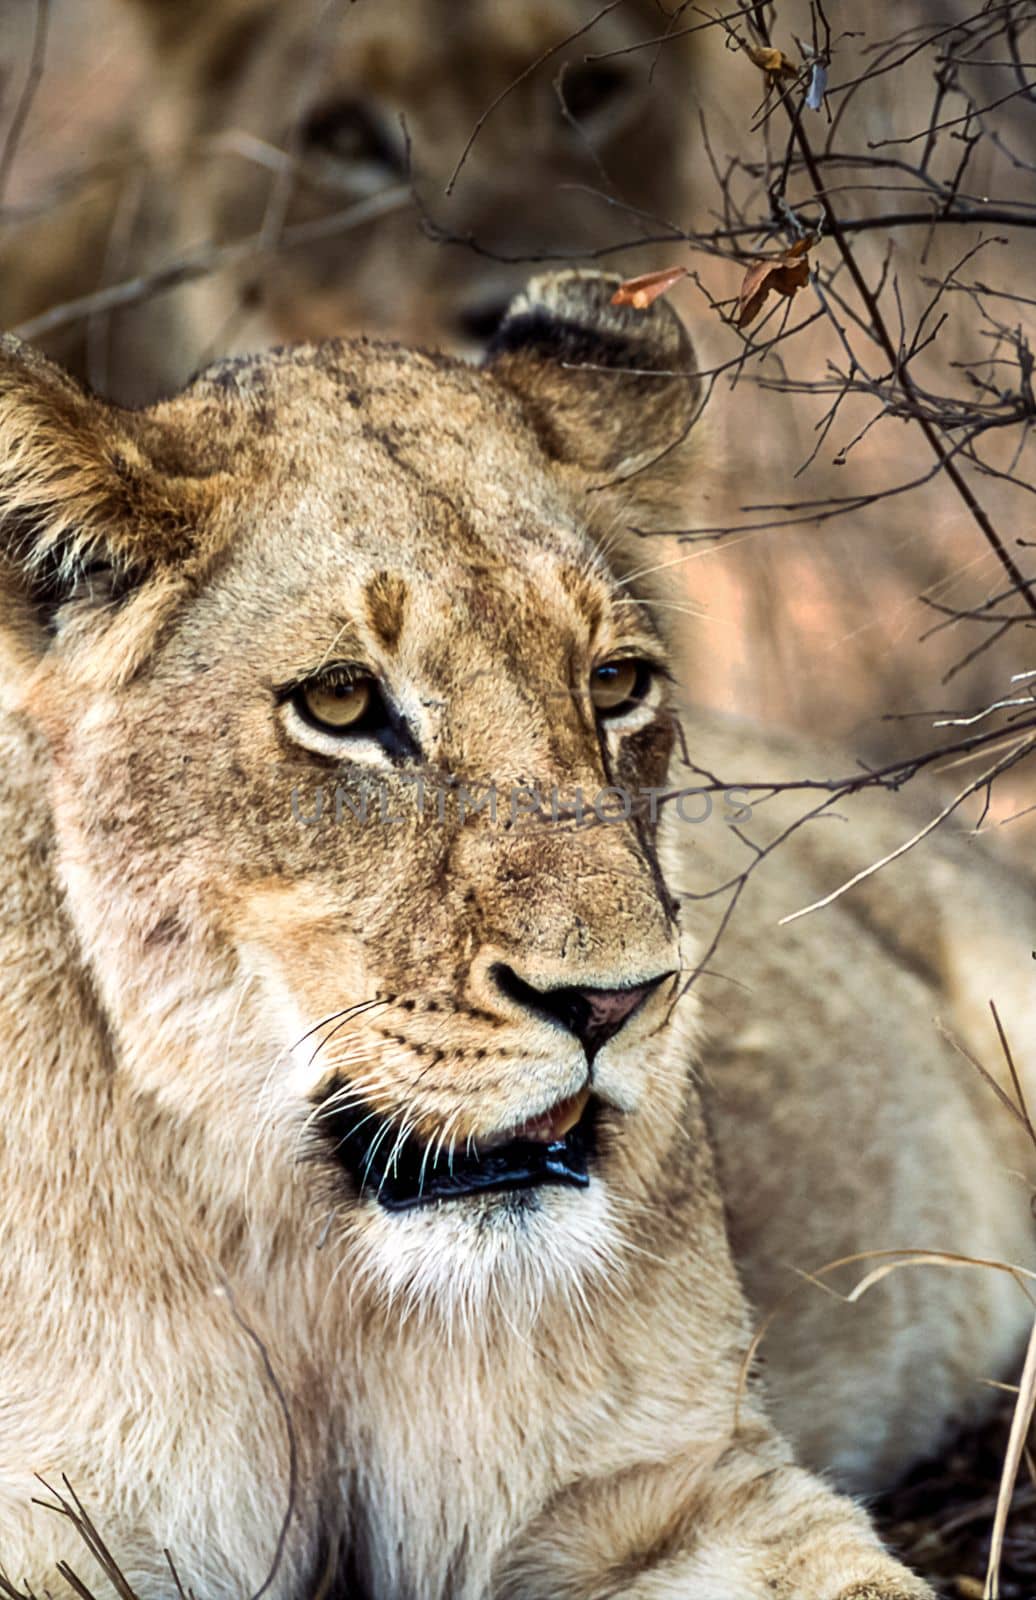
[0,273,1032,1599]
[2,0,699,405]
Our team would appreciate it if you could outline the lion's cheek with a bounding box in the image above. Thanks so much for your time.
[225,878,373,1081]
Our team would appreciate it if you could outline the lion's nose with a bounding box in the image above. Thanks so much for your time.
[490,965,671,1061]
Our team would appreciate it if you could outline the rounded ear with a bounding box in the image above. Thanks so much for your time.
[0,337,208,688]
[483,271,702,484]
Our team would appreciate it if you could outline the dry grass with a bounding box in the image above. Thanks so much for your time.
[879,1397,1036,1600]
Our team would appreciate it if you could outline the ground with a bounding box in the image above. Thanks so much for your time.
[880,1396,1034,1599]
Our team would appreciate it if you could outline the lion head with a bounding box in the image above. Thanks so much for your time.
[0,273,705,1313]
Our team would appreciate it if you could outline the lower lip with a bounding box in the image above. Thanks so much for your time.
[321,1092,600,1212]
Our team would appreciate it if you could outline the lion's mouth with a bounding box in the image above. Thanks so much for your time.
[319,1086,597,1211]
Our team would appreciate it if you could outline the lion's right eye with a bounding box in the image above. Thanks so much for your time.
[590,657,654,720]
[280,664,418,762]
[293,670,384,735]
[300,98,402,176]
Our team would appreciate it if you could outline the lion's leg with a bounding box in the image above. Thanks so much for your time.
[494,1436,932,1600]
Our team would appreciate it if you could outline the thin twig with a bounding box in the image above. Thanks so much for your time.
[10,187,409,342]
[778,738,1036,924]
[216,1276,299,1600]
[778,86,1036,617]
[444,0,626,194]
[0,0,50,205]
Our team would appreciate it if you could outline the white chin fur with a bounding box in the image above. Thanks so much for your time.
[335,1177,626,1334]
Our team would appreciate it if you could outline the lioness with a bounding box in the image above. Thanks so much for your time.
[4,0,697,404]
[1,272,1033,1599]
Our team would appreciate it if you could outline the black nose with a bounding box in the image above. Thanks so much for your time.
[492,965,670,1061]
[455,297,512,345]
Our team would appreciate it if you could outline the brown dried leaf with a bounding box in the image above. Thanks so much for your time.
[735,242,814,329]
[735,261,777,330]
[610,266,688,310]
[746,44,798,79]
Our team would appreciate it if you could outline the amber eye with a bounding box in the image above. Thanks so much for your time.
[296,672,376,732]
[590,659,652,718]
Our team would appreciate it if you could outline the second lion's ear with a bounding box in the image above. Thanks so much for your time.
[483,270,702,490]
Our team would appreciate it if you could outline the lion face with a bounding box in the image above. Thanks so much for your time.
[0,275,702,1301]
[128,0,696,380]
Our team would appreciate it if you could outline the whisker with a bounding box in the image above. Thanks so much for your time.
[615,543,716,588]
[289,996,380,1055]
[359,1113,401,1193]
[305,996,391,1070]
[376,1113,421,1199]
[432,1108,462,1178]
[417,1125,438,1200]
[612,594,715,621]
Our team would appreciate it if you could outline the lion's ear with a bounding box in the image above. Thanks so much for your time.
[484,271,701,510]
[0,337,202,688]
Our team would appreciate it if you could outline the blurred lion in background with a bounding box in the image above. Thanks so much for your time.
[1,0,700,404]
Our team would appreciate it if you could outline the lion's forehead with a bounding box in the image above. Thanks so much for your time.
[191,531,610,700]
[316,0,652,108]
[156,343,617,685]
[166,342,545,497]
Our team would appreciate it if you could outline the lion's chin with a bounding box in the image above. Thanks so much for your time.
[341,1152,624,1328]
[321,1089,601,1212]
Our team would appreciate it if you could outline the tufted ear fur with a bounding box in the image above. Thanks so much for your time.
[0,337,211,693]
[484,271,702,515]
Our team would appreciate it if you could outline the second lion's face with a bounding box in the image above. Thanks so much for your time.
[143,0,698,385]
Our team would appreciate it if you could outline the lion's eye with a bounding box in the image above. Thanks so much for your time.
[281,665,416,761]
[590,659,652,718]
[560,61,632,124]
[295,671,380,733]
[300,98,401,175]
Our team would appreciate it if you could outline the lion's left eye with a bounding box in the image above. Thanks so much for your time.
[281,665,417,762]
[589,659,653,719]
